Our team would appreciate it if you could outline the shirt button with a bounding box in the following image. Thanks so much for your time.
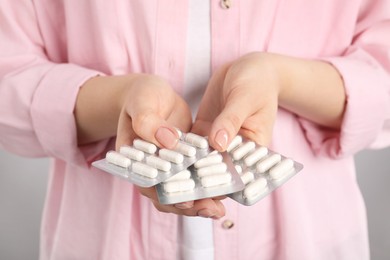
[222,219,234,229]
[220,0,232,9]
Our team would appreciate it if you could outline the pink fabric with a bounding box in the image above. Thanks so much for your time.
[1,1,389,259]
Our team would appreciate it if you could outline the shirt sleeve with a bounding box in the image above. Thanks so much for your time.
[299,0,390,158]
[0,1,109,166]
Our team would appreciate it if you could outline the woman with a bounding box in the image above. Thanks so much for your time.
[0,1,389,259]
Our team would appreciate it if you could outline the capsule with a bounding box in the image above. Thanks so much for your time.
[106,151,131,168]
[164,170,191,182]
[174,128,183,139]
[226,135,243,152]
[132,162,158,178]
[240,171,255,185]
[174,142,196,157]
[184,133,209,149]
[164,179,195,193]
[119,145,145,161]
[232,141,256,161]
[269,158,295,180]
[256,154,282,173]
[159,149,184,164]
[243,177,268,200]
[201,173,232,188]
[146,155,171,171]
[194,154,223,168]
[133,139,157,154]
[244,147,268,167]
[197,162,228,177]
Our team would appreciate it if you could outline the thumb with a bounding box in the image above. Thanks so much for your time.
[116,110,179,150]
[208,100,276,152]
[207,101,248,152]
[208,89,276,151]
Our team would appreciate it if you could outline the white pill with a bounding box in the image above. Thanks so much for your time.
[240,171,255,185]
[133,139,157,154]
[232,141,256,161]
[106,151,131,168]
[208,150,219,156]
[244,147,268,167]
[197,162,228,177]
[184,133,209,149]
[119,146,145,161]
[174,128,183,139]
[269,158,295,180]
[256,154,282,173]
[132,162,158,178]
[243,177,268,199]
[146,155,171,171]
[164,170,191,182]
[194,154,223,168]
[164,179,195,193]
[174,142,196,157]
[227,135,243,152]
[159,149,184,164]
[201,172,232,188]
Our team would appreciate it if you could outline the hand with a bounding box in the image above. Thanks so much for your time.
[137,186,226,219]
[192,52,280,150]
[114,74,225,219]
[115,74,192,149]
[75,74,192,147]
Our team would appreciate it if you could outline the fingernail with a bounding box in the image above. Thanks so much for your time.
[197,209,215,218]
[215,129,228,151]
[155,127,178,149]
[175,201,194,209]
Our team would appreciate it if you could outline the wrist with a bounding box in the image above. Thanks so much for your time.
[75,74,141,145]
[247,52,285,99]
[256,52,289,104]
[263,53,346,129]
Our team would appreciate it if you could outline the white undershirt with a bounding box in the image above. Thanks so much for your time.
[183,0,212,119]
[178,1,214,260]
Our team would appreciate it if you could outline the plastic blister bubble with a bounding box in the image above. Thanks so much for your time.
[92,133,212,187]
[227,136,304,206]
[155,151,245,204]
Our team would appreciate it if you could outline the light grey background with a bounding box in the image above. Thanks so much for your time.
[0,148,389,260]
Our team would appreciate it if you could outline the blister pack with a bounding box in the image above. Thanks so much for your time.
[92,133,212,187]
[227,135,304,206]
[155,151,245,204]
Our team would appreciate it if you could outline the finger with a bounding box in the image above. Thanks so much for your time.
[115,111,137,150]
[116,108,180,150]
[238,105,277,147]
[165,96,193,134]
[119,79,184,148]
[208,89,258,151]
[153,198,226,219]
[137,186,159,201]
[132,109,180,149]
[174,201,195,209]
[195,199,225,219]
[191,118,212,137]
[192,65,230,136]
[211,195,227,200]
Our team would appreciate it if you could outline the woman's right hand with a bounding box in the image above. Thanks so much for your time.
[116,74,226,219]
[75,73,225,218]
[75,74,192,148]
[115,74,192,149]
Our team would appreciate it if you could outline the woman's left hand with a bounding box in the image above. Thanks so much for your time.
[192,52,280,150]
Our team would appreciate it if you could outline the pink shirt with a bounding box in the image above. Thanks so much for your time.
[1,1,390,259]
